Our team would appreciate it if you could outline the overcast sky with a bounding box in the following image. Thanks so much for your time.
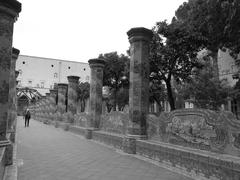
[13,0,186,63]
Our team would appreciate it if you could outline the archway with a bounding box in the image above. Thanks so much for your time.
[17,87,42,115]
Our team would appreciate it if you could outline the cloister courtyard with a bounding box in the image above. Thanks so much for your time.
[1,0,240,180]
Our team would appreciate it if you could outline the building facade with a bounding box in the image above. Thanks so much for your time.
[218,49,239,86]
[16,55,90,95]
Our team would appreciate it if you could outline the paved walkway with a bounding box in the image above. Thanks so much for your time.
[17,118,192,180]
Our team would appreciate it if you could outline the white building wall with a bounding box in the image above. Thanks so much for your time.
[218,49,238,87]
[16,55,90,95]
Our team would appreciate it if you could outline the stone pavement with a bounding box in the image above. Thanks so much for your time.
[17,118,192,180]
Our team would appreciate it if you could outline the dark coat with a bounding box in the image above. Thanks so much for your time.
[25,110,31,119]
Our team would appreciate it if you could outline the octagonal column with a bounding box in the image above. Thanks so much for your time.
[45,93,50,118]
[15,70,19,117]
[67,76,79,115]
[7,48,20,132]
[38,98,44,121]
[57,83,68,114]
[49,89,57,114]
[40,96,46,121]
[87,59,105,132]
[8,48,19,144]
[0,1,21,145]
[123,27,153,154]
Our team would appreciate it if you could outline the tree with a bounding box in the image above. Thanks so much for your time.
[149,78,166,112]
[77,82,90,112]
[116,87,129,111]
[179,59,231,110]
[150,19,204,111]
[175,0,240,77]
[99,52,130,111]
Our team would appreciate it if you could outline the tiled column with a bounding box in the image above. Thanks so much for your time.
[227,97,232,111]
[40,96,46,121]
[49,89,57,114]
[0,0,21,148]
[36,101,41,119]
[86,59,105,139]
[67,76,79,114]
[7,48,20,132]
[15,75,19,117]
[57,83,68,114]
[38,99,44,121]
[45,93,50,122]
[123,27,153,154]
[8,48,19,144]
[14,70,19,119]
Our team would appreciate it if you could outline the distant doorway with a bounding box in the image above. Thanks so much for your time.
[17,87,42,115]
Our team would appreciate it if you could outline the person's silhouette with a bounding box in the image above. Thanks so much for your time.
[25,109,31,127]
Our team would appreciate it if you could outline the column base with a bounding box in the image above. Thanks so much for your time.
[10,132,15,143]
[0,139,11,148]
[6,129,14,133]
[7,129,16,143]
[85,128,99,139]
[85,128,93,139]
[6,129,15,143]
[5,143,13,166]
[0,137,12,166]
[123,135,147,154]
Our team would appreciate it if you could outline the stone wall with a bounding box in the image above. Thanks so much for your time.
[100,112,128,135]
[147,108,240,157]
[136,140,240,180]
[73,113,90,127]
[37,108,240,180]
[31,25,240,180]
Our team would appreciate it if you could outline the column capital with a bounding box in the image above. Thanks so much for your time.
[57,83,68,89]
[127,27,153,43]
[53,83,58,90]
[0,0,21,18]
[49,89,57,95]
[12,47,20,60]
[67,76,80,83]
[88,58,105,68]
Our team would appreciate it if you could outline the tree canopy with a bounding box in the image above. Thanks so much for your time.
[150,19,203,110]
[175,0,240,57]
[179,59,230,110]
[99,52,130,111]
[77,82,90,112]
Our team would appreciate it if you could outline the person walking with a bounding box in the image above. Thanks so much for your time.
[25,109,31,127]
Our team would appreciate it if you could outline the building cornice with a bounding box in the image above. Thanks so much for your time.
[19,54,88,65]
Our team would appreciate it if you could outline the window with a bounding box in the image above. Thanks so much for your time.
[28,80,32,86]
[22,61,25,64]
[40,81,44,88]
[68,66,71,69]
[83,68,86,71]
[54,73,58,78]
[51,65,54,67]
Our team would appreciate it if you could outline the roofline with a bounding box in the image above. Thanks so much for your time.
[19,54,88,65]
